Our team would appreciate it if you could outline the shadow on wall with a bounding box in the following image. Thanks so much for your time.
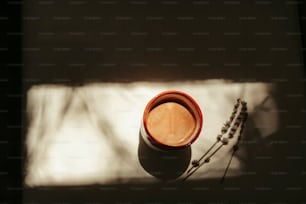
[138,132,191,180]
[235,85,305,188]
[25,86,134,186]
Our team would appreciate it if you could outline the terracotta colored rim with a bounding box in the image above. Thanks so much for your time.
[143,90,203,149]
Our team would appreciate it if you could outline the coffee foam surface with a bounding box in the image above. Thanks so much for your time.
[147,102,196,146]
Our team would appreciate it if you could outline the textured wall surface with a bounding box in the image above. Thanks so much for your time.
[20,0,306,203]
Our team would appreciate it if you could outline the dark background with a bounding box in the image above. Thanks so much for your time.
[3,0,306,203]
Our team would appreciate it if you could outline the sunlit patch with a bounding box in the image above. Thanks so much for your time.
[24,80,278,186]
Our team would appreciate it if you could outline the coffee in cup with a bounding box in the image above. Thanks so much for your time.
[141,90,203,151]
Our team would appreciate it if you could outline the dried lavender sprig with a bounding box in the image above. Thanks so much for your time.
[183,143,224,181]
[186,140,218,173]
[183,99,245,180]
[187,99,242,172]
[220,101,248,183]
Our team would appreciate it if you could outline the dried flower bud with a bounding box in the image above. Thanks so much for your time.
[192,160,200,167]
[222,138,229,145]
[228,133,234,138]
[221,127,228,134]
